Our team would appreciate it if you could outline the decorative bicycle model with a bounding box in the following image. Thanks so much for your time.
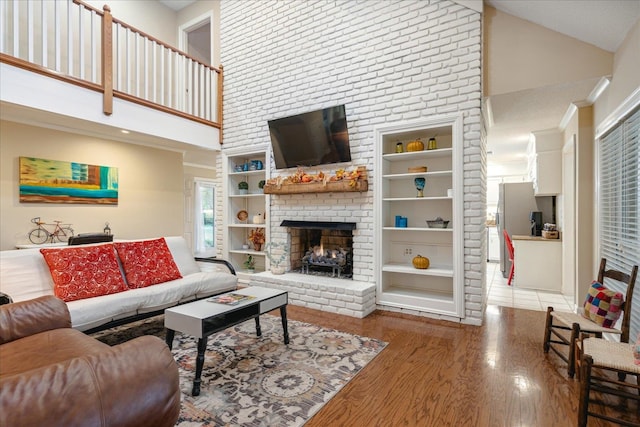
[28,217,74,244]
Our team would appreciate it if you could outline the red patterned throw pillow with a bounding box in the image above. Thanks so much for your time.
[40,245,128,302]
[114,238,182,288]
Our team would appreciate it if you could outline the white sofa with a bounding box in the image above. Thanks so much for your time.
[0,236,237,332]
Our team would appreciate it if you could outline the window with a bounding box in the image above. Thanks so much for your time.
[194,180,215,256]
[599,105,639,340]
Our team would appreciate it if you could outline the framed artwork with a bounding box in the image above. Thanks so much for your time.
[19,157,118,204]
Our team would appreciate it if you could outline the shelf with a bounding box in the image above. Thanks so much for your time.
[383,171,452,180]
[224,147,270,277]
[229,223,266,228]
[229,193,265,198]
[383,196,451,202]
[383,148,452,161]
[229,170,265,176]
[380,286,453,301]
[383,227,452,232]
[229,249,265,256]
[377,287,456,315]
[382,263,453,277]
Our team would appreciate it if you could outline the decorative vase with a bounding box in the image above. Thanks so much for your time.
[414,177,425,198]
[253,243,262,251]
[271,266,285,275]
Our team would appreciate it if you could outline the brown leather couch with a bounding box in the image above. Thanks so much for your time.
[0,296,181,427]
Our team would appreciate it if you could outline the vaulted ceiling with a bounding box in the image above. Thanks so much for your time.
[486,0,640,53]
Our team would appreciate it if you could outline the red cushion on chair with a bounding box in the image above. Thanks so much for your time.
[40,245,128,302]
[114,238,182,288]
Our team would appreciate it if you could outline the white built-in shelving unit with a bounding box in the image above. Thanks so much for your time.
[374,115,464,318]
[223,145,269,283]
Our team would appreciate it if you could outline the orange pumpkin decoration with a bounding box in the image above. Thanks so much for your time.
[412,255,430,269]
[406,139,424,152]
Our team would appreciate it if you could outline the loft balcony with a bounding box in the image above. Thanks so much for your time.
[0,0,223,152]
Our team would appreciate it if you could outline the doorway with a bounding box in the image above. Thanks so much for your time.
[179,13,213,65]
[178,12,214,114]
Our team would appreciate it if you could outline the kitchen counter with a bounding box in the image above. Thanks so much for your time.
[513,235,562,242]
[512,236,562,291]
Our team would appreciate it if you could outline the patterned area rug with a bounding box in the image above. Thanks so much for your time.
[91,314,386,426]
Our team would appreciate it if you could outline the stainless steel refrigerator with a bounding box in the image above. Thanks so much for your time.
[496,182,539,278]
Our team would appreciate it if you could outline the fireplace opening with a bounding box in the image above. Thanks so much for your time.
[282,221,355,279]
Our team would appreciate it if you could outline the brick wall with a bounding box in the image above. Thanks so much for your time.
[221,0,484,325]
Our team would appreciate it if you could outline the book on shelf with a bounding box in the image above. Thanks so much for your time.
[208,293,255,306]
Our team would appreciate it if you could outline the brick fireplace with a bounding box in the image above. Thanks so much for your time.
[249,219,375,318]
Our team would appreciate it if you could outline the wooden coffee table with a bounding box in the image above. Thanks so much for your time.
[164,286,289,396]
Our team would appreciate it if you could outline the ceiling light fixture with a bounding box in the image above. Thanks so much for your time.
[120,130,130,134]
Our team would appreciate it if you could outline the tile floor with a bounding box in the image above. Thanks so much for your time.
[486,262,575,313]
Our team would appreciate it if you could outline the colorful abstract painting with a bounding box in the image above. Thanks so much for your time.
[19,157,118,204]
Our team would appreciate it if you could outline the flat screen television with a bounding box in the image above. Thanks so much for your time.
[267,105,352,169]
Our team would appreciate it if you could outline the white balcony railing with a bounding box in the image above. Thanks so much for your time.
[0,0,222,128]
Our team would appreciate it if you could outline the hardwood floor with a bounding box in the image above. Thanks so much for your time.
[279,304,639,427]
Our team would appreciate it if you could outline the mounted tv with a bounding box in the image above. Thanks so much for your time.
[268,105,352,169]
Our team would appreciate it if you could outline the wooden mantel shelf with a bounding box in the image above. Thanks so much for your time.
[263,179,368,195]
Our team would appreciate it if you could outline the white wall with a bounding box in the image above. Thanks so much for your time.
[84,0,178,46]
[220,0,484,324]
[483,5,613,97]
[0,121,184,250]
[594,18,640,129]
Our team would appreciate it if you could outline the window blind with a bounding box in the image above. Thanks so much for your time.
[599,105,640,341]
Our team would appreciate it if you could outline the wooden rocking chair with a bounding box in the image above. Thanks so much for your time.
[578,337,640,426]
